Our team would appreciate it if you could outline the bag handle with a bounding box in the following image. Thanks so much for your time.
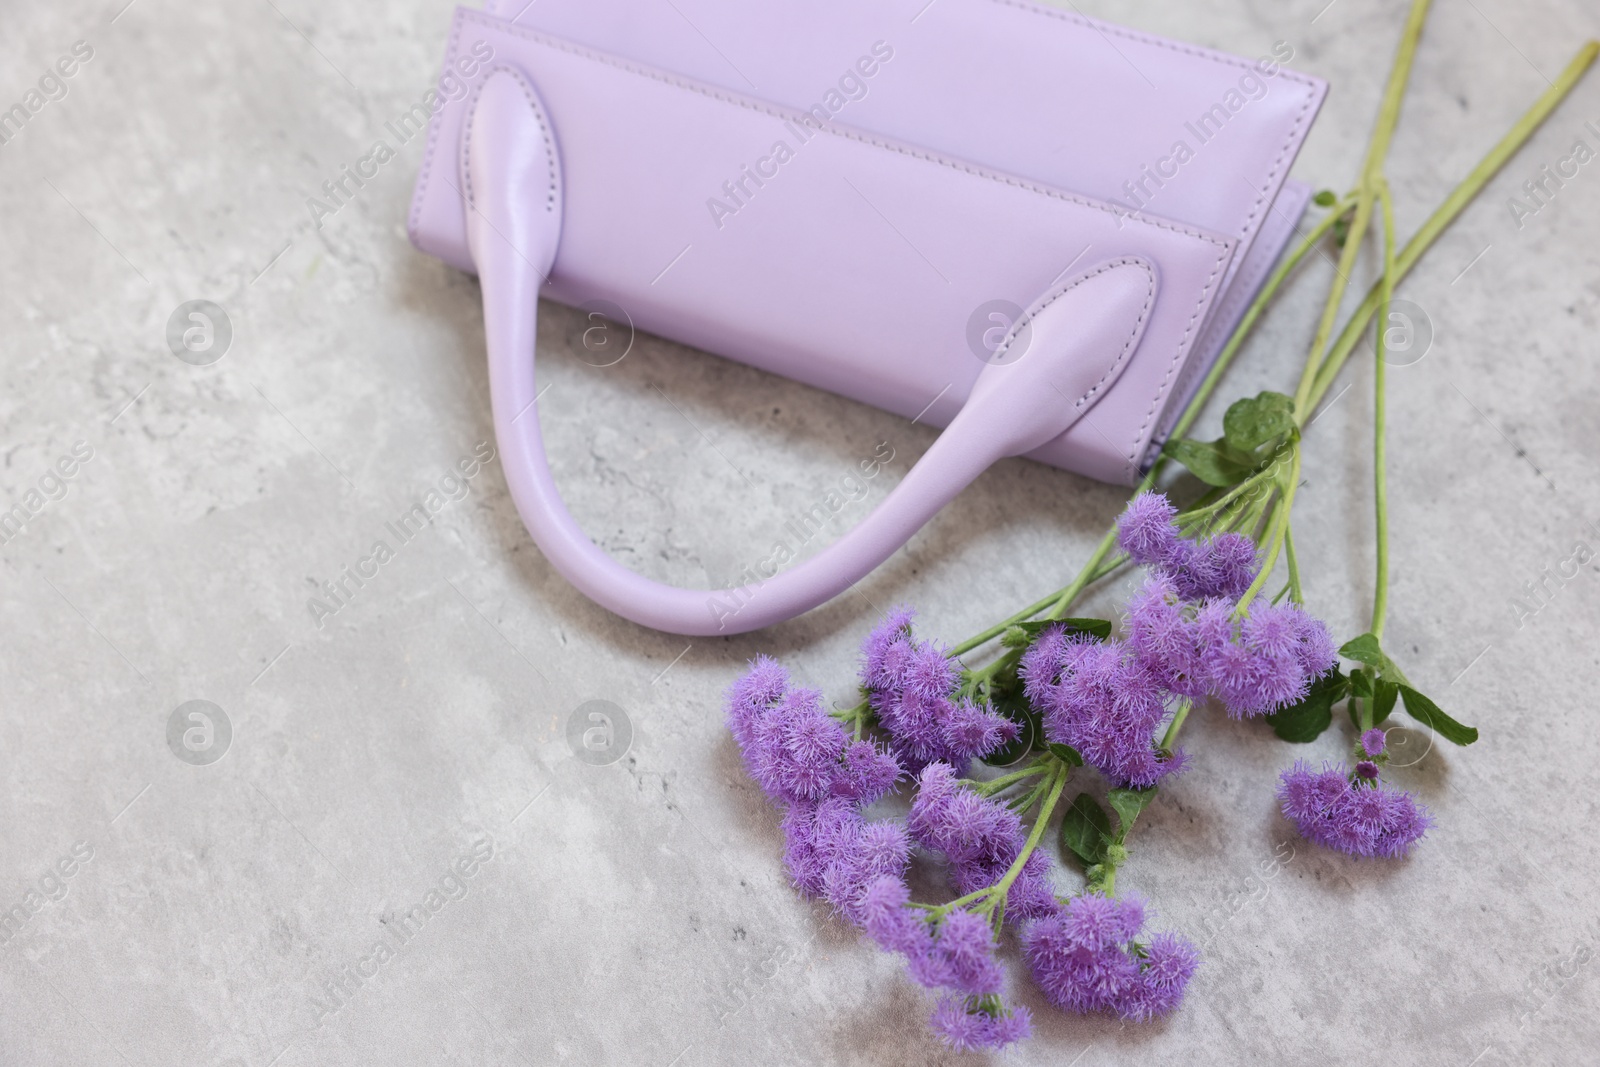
[463,69,1156,636]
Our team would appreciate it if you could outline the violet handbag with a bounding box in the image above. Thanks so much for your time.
[408,0,1326,635]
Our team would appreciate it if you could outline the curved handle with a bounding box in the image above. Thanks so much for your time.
[463,68,1156,636]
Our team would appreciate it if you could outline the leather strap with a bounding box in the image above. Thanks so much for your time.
[464,68,1155,635]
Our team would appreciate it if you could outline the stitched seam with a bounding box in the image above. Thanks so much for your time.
[448,11,1231,249]
[460,64,559,213]
[987,0,1319,249]
[408,11,467,247]
[1124,239,1228,482]
[1157,184,1300,455]
[990,257,1155,411]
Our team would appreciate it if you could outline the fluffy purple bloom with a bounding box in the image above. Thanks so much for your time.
[1124,576,1212,699]
[856,871,1031,1050]
[1124,931,1202,1021]
[1023,895,1198,1019]
[908,763,1058,924]
[860,611,1019,774]
[1122,580,1339,720]
[929,995,1034,1051]
[1157,532,1259,601]
[1019,628,1186,788]
[1360,728,1387,757]
[1116,494,1260,599]
[782,797,912,922]
[727,657,901,806]
[1277,760,1431,858]
[1117,492,1181,565]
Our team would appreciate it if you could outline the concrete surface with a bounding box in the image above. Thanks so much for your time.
[1,0,1598,1064]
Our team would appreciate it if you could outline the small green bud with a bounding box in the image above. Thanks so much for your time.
[1000,625,1030,649]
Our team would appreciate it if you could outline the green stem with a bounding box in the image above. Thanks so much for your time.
[1356,690,1374,733]
[1232,447,1302,614]
[1044,529,1120,620]
[971,762,1049,796]
[1292,0,1433,414]
[1170,195,1354,450]
[1006,778,1050,815]
[1372,179,1396,641]
[979,762,1069,921]
[1284,523,1304,604]
[940,37,1596,666]
[1307,40,1600,411]
[1160,698,1192,751]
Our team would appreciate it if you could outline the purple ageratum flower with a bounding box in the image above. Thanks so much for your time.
[1022,894,1199,1019]
[860,611,1019,774]
[856,873,1032,1051]
[1116,493,1260,599]
[782,797,912,921]
[907,763,1059,924]
[1124,931,1202,1021]
[1125,588,1338,720]
[1117,492,1181,565]
[1159,532,1259,601]
[929,995,1034,1051]
[1019,628,1187,789]
[1124,576,1212,700]
[1276,759,1431,858]
[1360,728,1387,757]
[726,657,900,806]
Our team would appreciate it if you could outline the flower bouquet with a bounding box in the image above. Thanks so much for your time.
[724,0,1597,1051]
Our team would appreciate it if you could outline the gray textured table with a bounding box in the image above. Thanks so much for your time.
[2,1,1597,1064]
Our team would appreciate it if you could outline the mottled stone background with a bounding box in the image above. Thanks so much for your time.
[1,0,1596,1064]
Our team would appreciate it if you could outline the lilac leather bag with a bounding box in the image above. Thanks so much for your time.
[408,0,1325,635]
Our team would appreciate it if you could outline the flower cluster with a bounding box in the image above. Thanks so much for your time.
[1126,574,1337,718]
[1118,492,1257,600]
[727,652,1035,1049]
[1119,494,1338,718]
[724,489,1447,1052]
[908,763,1057,923]
[858,877,1034,1050]
[1276,758,1432,858]
[1017,493,1338,790]
[726,657,899,807]
[861,609,1019,773]
[1023,894,1200,1020]
[1019,628,1186,788]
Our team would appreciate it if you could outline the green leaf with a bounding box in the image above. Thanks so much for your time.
[1222,391,1297,453]
[1348,667,1374,700]
[1338,633,1386,666]
[1338,633,1409,684]
[1047,742,1084,766]
[1106,786,1158,837]
[1163,437,1256,487]
[1372,679,1399,725]
[1313,189,1339,207]
[1398,685,1479,746]
[1266,668,1347,742]
[1060,793,1112,867]
[1007,618,1114,642]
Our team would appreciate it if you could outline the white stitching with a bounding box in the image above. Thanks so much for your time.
[989,257,1156,412]
[460,64,559,214]
[430,10,1231,249]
